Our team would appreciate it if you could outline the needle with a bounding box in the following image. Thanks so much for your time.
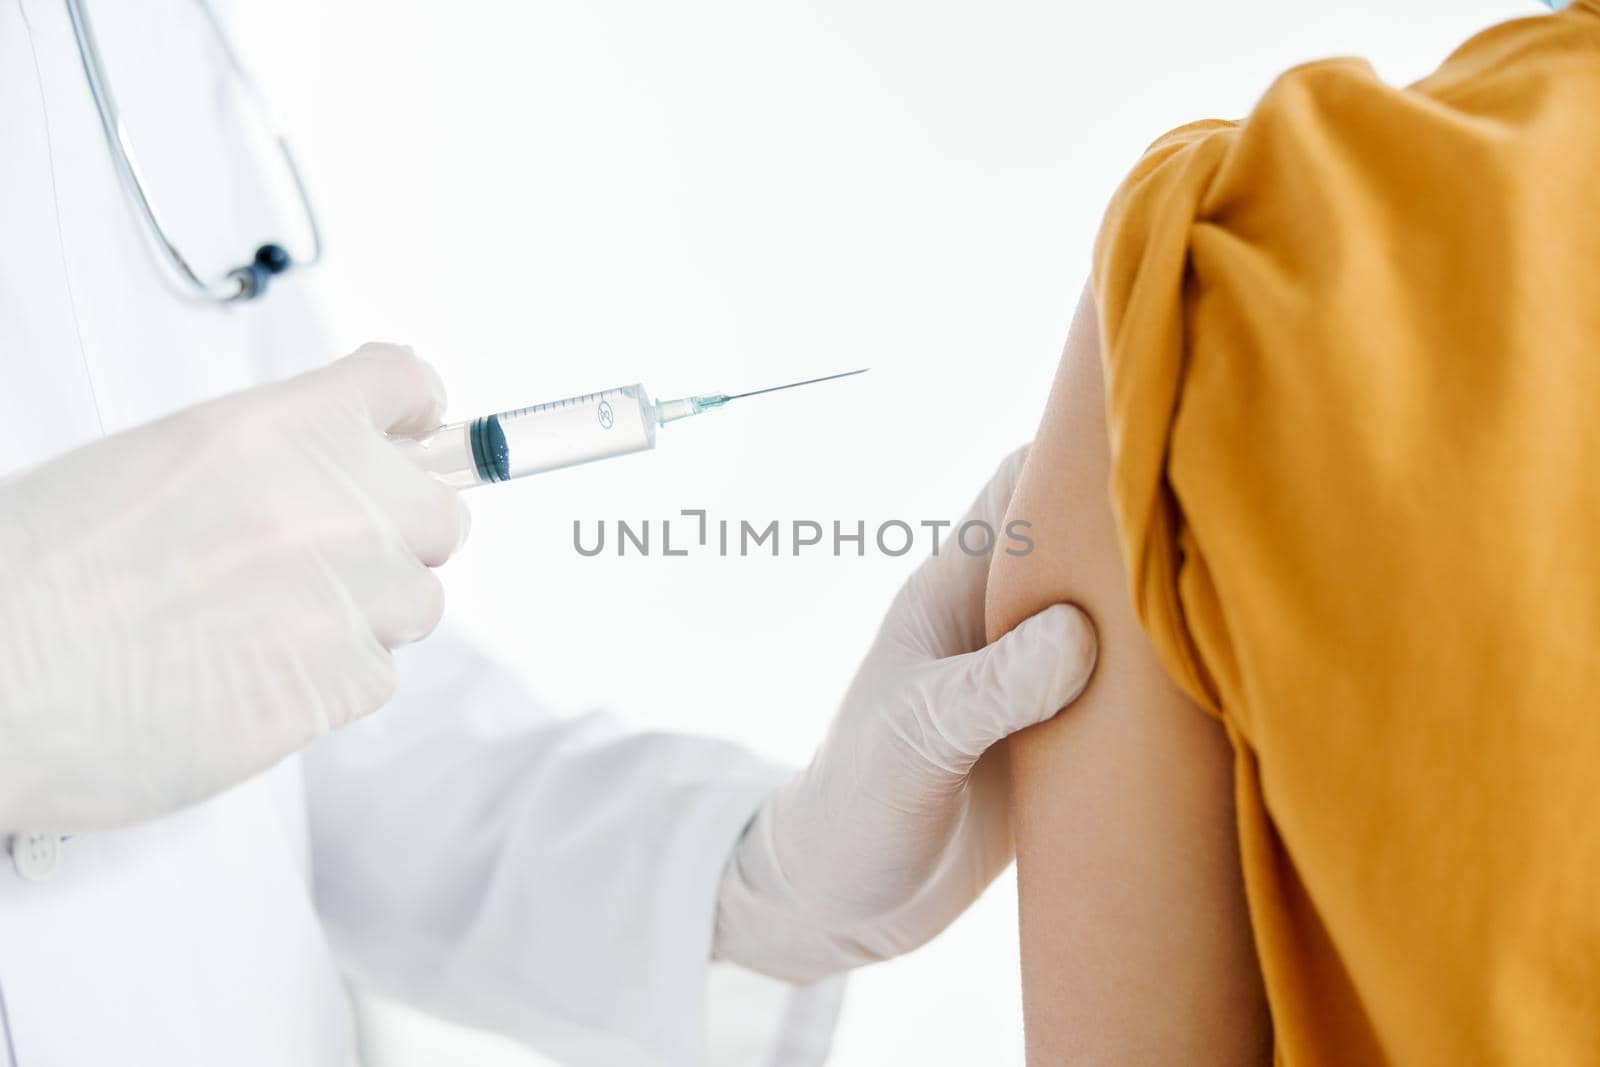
[724,367,870,402]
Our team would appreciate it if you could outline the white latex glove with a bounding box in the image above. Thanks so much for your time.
[714,448,1098,982]
[0,344,468,833]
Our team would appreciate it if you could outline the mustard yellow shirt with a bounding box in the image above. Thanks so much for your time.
[1094,3,1600,1062]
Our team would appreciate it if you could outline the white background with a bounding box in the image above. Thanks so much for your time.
[225,1,1526,1063]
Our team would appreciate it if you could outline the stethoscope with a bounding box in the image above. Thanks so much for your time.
[65,0,322,303]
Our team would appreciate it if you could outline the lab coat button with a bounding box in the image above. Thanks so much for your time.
[11,832,61,881]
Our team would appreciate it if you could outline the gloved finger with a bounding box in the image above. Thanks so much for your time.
[323,343,448,434]
[364,558,449,649]
[383,461,472,567]
[924,603,1097,763]
[286,603,401,731]
[344,424,472,566]
[895,444,1032,657]
[403,478,471,567]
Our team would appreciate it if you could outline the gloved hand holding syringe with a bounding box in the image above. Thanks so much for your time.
[393,368,869,488]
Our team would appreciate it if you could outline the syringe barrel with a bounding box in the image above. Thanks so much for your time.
[395,384,659,488]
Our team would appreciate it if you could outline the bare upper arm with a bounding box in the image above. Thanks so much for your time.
[985,284,1269,1065]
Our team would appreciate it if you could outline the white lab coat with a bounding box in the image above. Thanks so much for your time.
[0,2,841,1064]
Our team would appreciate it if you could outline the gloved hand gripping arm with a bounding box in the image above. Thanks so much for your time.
[715,448,1098,982]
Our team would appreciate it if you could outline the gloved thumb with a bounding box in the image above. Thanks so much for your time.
[930,604,1098,762]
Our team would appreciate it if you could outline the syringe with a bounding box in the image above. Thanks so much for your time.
[395,369,868,489]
